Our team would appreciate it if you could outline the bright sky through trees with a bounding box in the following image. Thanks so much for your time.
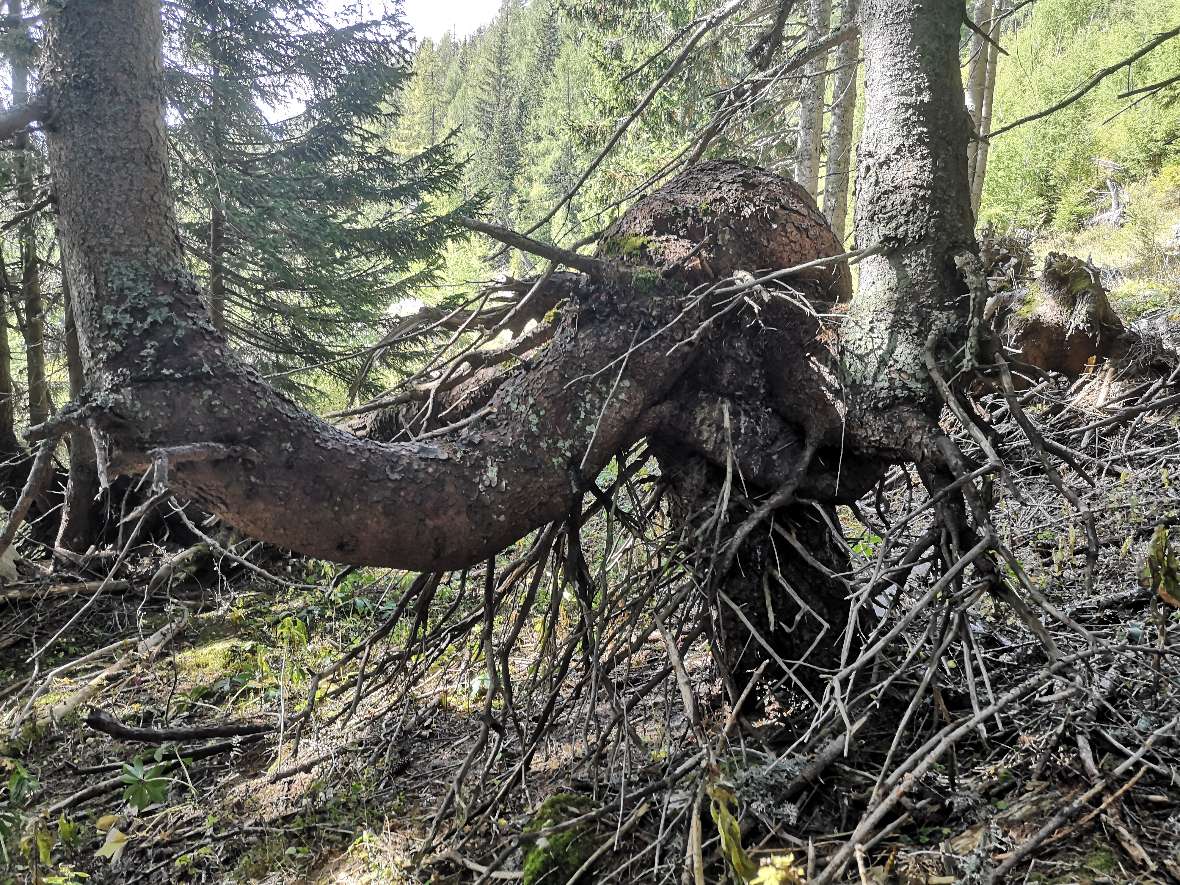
[402,0,500,41]
[330,0,500,41]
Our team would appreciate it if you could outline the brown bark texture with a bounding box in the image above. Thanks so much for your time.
[43,1,866,575]
[840,0,977,458]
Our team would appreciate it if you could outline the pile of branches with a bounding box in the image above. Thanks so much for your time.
[3,245,1180,884]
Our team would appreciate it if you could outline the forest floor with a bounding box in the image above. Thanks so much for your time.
[3,227,1180,884]
[2,382,1178,884]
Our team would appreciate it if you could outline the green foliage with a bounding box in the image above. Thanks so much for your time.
[0,760,38,866]
[851,530,883,559]
[119,749,172,812]
[981,0,1180,230]
[276,615,310,652]
[394,0,746,288]
[162,0,472,400]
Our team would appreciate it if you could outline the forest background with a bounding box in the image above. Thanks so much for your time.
[0,0,1176,431]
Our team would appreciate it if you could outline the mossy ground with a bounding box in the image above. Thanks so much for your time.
[522,793,596,885]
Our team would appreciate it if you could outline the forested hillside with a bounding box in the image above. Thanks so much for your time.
[1,1,1180,883]
[398,0,1180,283]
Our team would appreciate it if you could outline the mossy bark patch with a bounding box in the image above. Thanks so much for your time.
[522,793,596,885]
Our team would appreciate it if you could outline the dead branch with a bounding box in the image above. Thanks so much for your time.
[84,707,272,742]
[989,24,1180,138]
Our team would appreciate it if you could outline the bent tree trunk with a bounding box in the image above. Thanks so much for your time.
[41,1,976,692]
[41,0,735,572]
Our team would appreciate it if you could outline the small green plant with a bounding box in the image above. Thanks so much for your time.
[851,531,883,559]
[55,814,82,850]
[276,615,309,651]
[0,760,39,866]
[119,750,171,811]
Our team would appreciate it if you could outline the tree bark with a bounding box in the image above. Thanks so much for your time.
[971,0,1004,214]
[840,0,977,458]
[794,0,831,197]
[822,0,860,243]
[55,275,101,554]
[11,0,49,428]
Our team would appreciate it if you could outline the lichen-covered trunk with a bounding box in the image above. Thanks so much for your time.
[840,0,977,458]
[822,0,860,242]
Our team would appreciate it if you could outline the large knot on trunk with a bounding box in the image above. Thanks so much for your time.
[599,159,853,301]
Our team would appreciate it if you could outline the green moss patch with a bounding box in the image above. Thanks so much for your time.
[522,793,596,885]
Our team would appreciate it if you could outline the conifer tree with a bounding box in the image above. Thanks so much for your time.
[470,6,525,236]
[162,0,467,398]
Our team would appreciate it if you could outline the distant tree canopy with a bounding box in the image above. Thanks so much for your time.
[393,0,790,280]
[394,0,1180,264]
[980,0,1180,229]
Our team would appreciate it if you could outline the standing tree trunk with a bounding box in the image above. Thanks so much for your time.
[971,0,1004,214]
[794,0,831,197]
[822,0,860,243]
[965,0,993,194]
[840,0,977,456]
[11,0,49,428]
[0,243,23,509]
[55,275,101,554]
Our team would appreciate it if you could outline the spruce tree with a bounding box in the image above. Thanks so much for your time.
[470,6,525,238]
[162,0,468,400]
